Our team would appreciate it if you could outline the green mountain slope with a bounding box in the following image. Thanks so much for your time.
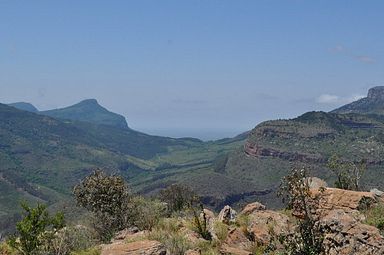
[0,103,209,235]
[332,86,384,115]
[40,99,129,129]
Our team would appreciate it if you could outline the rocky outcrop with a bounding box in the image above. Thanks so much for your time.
[368,86,384,100]
[202,208,215,226]
[244,142,323,163]
[101,240,166,255]
[309,187,384,254]
[113,227,140,241]
[307,177,328,190]
[321,209,384,255]
[314,188,377,213]
[218,202,291,252]
[100,187,384,255]
[218,205,237,225]
[247,209,291,245]
[371,188,384,201]
[332,86,384,115]
[240,202,266,215]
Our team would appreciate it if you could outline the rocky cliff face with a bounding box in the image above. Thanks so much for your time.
[244,141,324,163]
[368,86,384,100]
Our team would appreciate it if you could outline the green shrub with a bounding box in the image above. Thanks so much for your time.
[364,204,384,235]
[7,202,65,255]
[159,184,197,214]
[73,170,131,241]
[148,217,191,255]
[235,214,253,239]
[248,243,268,255]
[155,217,181,233]
[164,234,191,255]
[195,240,220,255]
[236,214,250,228]
[212,221,228,242]
[46,225,97,255]
[0,242,17,255]
[130,196,167,231]
[70,247,100,255]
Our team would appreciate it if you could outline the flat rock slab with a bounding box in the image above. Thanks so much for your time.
[101,240,166,255]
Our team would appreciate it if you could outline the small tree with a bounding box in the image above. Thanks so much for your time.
[159,184,197,214]
[278,167,325,255]
[327,154,366,191]
[7,202,65,255]
[73,169,131,241]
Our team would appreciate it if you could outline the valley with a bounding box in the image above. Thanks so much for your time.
[2,87,384,237]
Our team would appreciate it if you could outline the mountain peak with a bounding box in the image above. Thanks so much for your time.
[40,99,129,129]
[367,86,384,100]
[8,102,38,112]
[77,99,99,105]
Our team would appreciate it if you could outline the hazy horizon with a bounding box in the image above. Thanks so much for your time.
[1,1,383,139]
[1,93,368,141]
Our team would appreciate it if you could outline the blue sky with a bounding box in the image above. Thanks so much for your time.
[1,1,383,140]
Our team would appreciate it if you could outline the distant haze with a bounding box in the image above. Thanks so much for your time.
[1,1,383,140]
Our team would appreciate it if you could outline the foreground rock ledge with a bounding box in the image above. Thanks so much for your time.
[101,240,166,255]
[100,185,384,255]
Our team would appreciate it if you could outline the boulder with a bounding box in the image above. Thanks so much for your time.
[199,208,216,239]
[240,202,266,215]
[218,205,237,224]
[313,188,377,213]
[203,208,215,219]
[101,240,166,255]
[247,210,290,245]
[371,188,384,198]
[113,227,140,241]
[202,208,215,227]
[223,227,252,251]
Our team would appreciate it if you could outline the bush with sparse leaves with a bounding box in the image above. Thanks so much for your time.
[159,184,197,215]
[73,169,131,241]
[278,167,325,255]
[129,196,167,231]
[327,154,366,191]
